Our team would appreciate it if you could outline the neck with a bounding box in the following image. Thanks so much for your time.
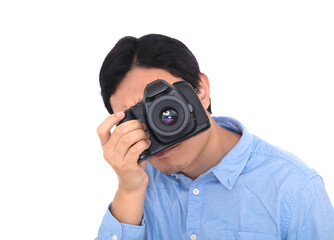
[181,116,241,180]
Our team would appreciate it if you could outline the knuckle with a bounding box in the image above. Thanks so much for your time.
[102,151,110,161]
[113,125,123,136]
[102,148,113,162]
[129,140,147,155]
[96,125,104,136]
[129,145,139,154]
[120,135,131,145]
[135,120,143,128]
[137,140,146,150]
[137,130,147,141]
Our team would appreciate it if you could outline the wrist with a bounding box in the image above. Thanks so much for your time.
[110,184,147,225]
[118,173,149,193]
[117,182,148,198]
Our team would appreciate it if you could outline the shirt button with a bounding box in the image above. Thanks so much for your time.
[112,235,118,240]
[190,234,197,240]
[193,188,200,195]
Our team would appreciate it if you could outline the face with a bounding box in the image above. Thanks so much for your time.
[110,67,211,176]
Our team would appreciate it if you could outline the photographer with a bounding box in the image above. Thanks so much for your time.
[95,34,334,239]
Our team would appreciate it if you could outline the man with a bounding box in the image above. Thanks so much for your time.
[96,34,334,239]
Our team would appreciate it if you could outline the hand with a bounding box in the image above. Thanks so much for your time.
[97,112,151,192]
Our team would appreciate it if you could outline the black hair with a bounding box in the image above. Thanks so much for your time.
[99,34,211,114]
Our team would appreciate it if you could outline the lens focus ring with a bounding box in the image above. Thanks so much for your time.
[147,95,190,137]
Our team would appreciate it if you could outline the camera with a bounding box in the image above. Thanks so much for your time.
[117,79,211,162]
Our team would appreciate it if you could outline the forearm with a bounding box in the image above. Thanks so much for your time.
[110,185,147,225]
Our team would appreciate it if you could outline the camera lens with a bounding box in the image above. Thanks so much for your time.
[148,95,191,140]
[160,108,178,126]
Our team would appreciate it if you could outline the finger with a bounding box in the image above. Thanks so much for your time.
[97,111,125,146]
[124,139,151,164]
[107,120,146,150]
[112,129,150,160]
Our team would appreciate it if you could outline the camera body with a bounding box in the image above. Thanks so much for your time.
[117,79,211,162]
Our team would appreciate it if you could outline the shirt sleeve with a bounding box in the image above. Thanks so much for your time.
[95,203,146,240]
[286,175,334,240]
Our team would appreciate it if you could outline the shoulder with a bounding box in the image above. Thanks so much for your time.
[244,134,318,181]
[239,135,324,237]
[238,134,320,201]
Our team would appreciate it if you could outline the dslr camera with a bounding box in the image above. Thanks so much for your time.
[117,79,211,162]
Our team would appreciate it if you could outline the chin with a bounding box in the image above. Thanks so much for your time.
[155,163,185,175]
[147,142,193,172]
[148,155,187,175]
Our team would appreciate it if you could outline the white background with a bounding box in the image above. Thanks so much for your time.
[0,1,333,239]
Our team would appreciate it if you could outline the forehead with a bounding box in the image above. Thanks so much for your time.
[110,67,182,112]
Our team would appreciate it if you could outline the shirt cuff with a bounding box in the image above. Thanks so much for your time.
[96,203,145,240]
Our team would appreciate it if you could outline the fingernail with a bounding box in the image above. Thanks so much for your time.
[115,111,124,118]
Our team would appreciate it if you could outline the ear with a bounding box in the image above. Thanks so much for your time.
[196,73,210,110]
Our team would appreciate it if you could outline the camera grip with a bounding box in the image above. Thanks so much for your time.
[117,108,135,126]
[117,102,146,127]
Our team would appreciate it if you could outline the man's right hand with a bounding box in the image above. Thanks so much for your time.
[97,111,151,225]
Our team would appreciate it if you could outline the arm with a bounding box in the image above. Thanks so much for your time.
[286,175,334,240]
[96,112,151,239]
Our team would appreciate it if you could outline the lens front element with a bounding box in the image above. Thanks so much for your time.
[160,108,178,126]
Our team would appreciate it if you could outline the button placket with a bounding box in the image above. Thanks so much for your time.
[190,233,197,240]
[193,188,200,195]
[186,183,203,240]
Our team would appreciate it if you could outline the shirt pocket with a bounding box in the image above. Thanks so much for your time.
[220,229,277,240]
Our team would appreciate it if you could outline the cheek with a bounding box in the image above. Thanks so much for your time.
[180,136,203,155]
[147,133,207,168]
[170,135,205,163]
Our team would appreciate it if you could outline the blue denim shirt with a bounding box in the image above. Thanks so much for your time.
[96,116,334,240]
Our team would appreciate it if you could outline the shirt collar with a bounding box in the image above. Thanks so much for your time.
[211,116,253,190]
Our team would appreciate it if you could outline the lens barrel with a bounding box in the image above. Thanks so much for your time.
[147,95,190,139]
